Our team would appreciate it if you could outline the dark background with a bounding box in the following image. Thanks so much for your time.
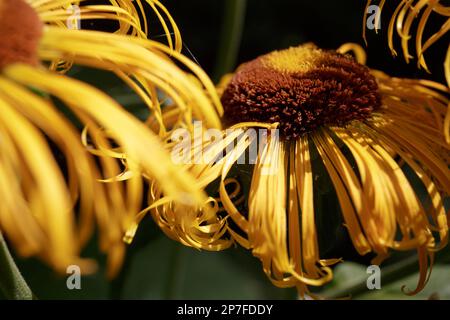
[165,0,449,84]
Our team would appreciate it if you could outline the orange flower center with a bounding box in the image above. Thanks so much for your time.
[221,44,381,140]
[0,0,43,70]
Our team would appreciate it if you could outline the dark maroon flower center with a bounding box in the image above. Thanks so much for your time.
[221,44,381,140]
[0,0,43,70]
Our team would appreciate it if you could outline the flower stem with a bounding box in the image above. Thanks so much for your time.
[0,232,33,300]
[213,0,247,82]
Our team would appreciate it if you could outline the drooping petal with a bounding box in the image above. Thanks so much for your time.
[0,80,95,272]
[38,27,222,130]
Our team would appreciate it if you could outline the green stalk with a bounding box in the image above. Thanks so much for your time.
[0,232,33,300]
[213,0,248,82]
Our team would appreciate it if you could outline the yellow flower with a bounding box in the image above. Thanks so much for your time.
[153,43,450,296]
[0,0,222,276]
[363,0,450,142]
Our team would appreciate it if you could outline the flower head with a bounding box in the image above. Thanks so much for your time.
[156,43,450,296]
[0,0,222,276]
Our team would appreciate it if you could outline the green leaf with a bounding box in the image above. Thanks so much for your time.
[358,264,450,300]
[0,233,33,300]
[321,258,450,300]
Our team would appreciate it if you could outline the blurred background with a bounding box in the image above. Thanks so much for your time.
[6,0,450,299]
[169,0,448,83]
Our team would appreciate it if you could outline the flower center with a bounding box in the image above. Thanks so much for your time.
[0,0,43,70]
[221,44,381,140]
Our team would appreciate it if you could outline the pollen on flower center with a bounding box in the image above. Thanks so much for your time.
[0,0,43,70]
[221,44,382,140]
[262,44,324,73]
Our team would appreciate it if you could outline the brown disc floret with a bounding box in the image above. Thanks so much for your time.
[0,0,43,70]
[221,44,382,140]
